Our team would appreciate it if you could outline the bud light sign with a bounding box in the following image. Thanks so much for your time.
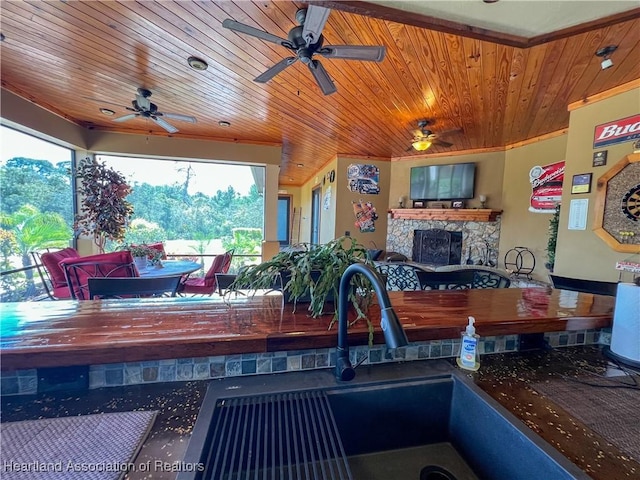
[593,114,640,148]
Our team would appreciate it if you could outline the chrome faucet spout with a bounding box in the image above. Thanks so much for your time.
[336,263,409,381]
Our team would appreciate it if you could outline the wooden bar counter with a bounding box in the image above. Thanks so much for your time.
[0,288,614,371]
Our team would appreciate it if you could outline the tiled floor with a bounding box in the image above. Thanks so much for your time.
[2,346,638,480]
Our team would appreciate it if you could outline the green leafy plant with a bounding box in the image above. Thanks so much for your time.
[74,157,133,253]
[230,236,375,320]
[546,204,561,272]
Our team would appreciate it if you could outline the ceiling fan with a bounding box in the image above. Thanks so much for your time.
[222,5,386,95]
[113,88,197,134]
[408,120,461,152]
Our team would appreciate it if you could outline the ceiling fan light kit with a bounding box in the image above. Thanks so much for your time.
[412,139,433,151]
[595,45,617,70]
[222,6,386,95]
[408,119,461,152]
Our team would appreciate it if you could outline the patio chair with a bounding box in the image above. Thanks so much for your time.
[178,249,234,296]
[374,262,431,291]
[416,269,475,290]
[61,251,138,300]
[88,275,182,299]
[31,247,79,300]
[417,268,511,290]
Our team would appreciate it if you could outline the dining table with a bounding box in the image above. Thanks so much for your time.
[137,259,202,278]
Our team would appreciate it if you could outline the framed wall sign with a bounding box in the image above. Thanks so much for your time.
[571,173,592,194]
[592,151,607,167]
[593,114,640,148]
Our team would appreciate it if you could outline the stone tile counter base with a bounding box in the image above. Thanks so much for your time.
[1,329,605,395]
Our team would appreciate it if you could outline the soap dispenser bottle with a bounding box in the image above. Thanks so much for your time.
[457,316,480,371]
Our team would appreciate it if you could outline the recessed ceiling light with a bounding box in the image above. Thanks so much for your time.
[99,108,115,116]
[187,56,208,71]
[297,163,304,167]
[218,120,231,127]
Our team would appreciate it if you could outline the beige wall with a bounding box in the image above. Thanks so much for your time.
[390,152,505,211]
[336,157,391,249]
[1,89,88,150]
[295,156,391,248]
[554,88,640,281]
[85,130,282,166]
[500,135,568,281]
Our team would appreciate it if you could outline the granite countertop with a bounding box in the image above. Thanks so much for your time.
[1,345,637,480]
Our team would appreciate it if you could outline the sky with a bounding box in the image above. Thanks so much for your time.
[0,126,259,196]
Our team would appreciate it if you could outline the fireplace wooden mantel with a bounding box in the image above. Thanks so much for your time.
[389,208,503,222]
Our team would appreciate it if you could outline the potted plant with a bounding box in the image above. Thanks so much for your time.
[230,236,376,320]
[545,204,561,272]
[121,243,160,269]
[74,157,134,253]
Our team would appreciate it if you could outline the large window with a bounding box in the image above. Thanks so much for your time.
[0,125,74,300]
[98,155,265,271]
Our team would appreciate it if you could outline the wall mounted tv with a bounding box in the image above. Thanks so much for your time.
[410,162,476,200]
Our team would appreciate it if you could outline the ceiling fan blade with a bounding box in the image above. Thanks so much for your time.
[113,113,138,123]
[255,57,298,83]
[222,19,294,49]
[436,127,463,137]
[432,138,453,148]
[318,45,386,62]
[160,112,197,124]
[151,116,178,134]
[308,60,337,95]
[302,5,330,45]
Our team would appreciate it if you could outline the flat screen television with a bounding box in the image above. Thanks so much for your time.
[410,162,476,200]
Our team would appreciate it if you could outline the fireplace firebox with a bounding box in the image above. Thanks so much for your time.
[413,229,463,266]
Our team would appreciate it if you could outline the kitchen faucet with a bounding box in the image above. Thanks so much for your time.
[336,263,409,381]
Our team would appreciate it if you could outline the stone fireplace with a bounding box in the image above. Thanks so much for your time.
[386,215,502,267]
[413,229,463,266]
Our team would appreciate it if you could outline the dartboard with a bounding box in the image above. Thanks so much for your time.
[622,183,640,221]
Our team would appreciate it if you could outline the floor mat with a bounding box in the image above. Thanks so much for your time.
[1,410,157,479]
[532,375,640,463]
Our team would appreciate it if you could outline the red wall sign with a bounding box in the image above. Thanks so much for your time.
[529,161,565,213]
[593,114,640,148]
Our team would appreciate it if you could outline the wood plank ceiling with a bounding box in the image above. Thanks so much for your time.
[1,1,639,186]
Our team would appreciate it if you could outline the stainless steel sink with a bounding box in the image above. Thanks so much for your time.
[179,361,590,480]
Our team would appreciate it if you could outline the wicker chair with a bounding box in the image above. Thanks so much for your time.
[417,268,511,290]
[374,262,433,291]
